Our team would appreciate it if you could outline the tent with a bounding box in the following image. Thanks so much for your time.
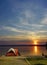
[6,48,20,56]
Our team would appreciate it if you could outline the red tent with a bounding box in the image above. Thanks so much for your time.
[6,48,20,56]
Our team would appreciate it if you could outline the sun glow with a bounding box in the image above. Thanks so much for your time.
[34,40,38,45]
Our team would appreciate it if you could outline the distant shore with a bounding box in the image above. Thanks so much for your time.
[0,44,47,47]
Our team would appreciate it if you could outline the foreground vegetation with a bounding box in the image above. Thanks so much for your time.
[26,56,47,65]
[0,56,27,65]
[0,56,47,65]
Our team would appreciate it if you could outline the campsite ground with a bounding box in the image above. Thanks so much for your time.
[0,56,47,65]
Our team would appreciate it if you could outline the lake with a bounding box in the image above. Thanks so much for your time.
[0,45,47,56]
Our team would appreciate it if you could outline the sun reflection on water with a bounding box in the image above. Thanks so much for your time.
[34,46,37,53]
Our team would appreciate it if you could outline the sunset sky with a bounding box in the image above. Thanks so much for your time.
[0,0,47,41]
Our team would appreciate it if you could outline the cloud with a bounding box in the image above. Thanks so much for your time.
[32,24,43,27]
[41,11,47,25]
[31,24,44,30]
[0,26,33,34]
[19,10,36,25]
[24,10,35,19]
[0,35,29,41]
[41,17,47,24]
[36,30,47,36]
[2,26,26,33]
[2,26,43,37]
[38,30,47,33]
[0,26,47,40]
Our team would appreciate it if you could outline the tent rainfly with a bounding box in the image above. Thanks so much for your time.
[6,48,20,56]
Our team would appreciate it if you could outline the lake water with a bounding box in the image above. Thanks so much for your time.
[0,45,47,56]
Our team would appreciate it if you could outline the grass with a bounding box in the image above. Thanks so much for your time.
[0,56,47,65]
[26,56,47,65]
[0,56,28,65]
